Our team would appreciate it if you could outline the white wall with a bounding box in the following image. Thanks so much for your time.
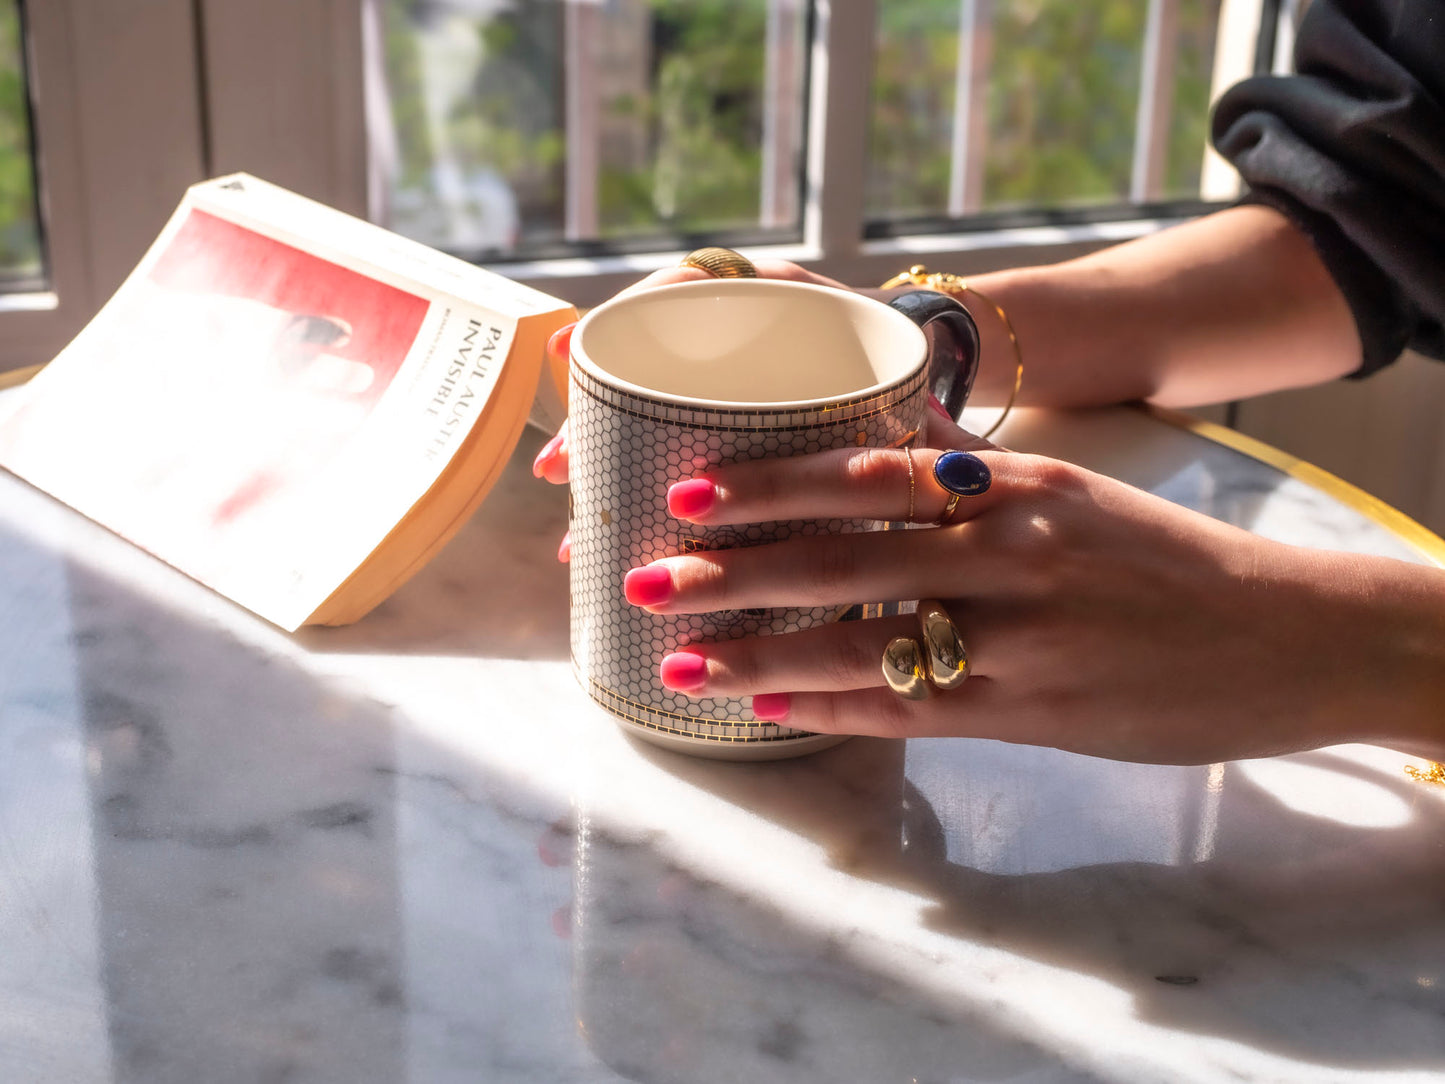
[1231,352,1445,536]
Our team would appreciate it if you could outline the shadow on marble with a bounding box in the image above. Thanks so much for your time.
[5,539,595,1084]
[294,429,572,663]
[567,805,1095,1084]
[632,734,1445,1076]
[1001,407,1285,535]
[60,558,411,1084]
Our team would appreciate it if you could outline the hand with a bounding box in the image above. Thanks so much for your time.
[531,258,854,492]
[621,436,1445,765]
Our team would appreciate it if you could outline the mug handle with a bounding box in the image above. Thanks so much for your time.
[887,290,981,420]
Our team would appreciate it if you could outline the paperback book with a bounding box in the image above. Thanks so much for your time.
[0,174,577,630]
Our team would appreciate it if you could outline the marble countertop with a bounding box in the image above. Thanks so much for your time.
[2,404,1442,1084]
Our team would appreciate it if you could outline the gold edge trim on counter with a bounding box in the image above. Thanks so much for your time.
[1144,403,1445,570]
[0,362,42,391]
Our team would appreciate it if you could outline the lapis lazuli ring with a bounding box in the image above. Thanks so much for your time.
[932,450,992,524]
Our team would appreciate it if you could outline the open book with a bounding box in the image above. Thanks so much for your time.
[0,174,577,631]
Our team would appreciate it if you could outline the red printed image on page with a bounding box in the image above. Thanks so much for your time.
[142,209,430,525]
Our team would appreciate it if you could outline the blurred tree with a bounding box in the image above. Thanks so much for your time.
[0,0,40,281]
[618,0,769,235]
[869,0,1224,222]
[379,0,1226,252]
[1166,0,1224,194]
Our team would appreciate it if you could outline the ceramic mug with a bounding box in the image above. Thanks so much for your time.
[568,278,979,760]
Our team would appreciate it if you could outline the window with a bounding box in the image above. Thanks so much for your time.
[866,0,1228,230]
[3,0,1287,373]
[0,0,42,292]
[344,0,1280,305]
[0,0,207,374]
[371,0,810,260]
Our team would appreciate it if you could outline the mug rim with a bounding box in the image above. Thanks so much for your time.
[570,278,929,412]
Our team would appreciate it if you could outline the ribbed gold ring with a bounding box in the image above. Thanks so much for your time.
[680,246,758,279]
[916,599,969,690]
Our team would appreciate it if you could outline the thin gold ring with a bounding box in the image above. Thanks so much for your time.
[680,246,758,278]
[936,492,962,526]
[903,446,917,523]
[916,599,969,689]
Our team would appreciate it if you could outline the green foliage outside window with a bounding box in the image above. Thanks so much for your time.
[0,0,40,282]
[383,0,1225,253]
[869,0,1223,220]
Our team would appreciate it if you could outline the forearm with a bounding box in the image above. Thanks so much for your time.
[963,204,1363,409]
[1320,552,1445,760]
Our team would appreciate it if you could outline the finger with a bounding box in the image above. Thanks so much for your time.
[531,421,570,484]
[660,614,921,696]
[751,682,1010,741]
[545,322,575,363]
[924,401,996,453]
[615,259,849,298]
[663,445,1020,528]
[659,606,992,697]
[749,259,851,289]
[626,522,1006,613]
[615,266,718,297]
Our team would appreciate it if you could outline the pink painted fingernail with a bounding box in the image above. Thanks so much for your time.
[928,393,951,420]
[750,693,791,722]
[546,323,575,361]
[557,531,571,563]
[659,651,709,692]
[532,433,564,478]
[667,478,717,520]
[624,565,674,607]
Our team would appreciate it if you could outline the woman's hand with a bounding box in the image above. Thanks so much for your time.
[531,258,853,490]
[620,439,1445,765]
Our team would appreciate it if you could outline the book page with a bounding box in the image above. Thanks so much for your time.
[0,179,551,630]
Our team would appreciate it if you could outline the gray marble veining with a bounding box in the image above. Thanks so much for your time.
[1,404,1442,1084]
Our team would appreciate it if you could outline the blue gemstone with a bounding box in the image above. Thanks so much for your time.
[933,450,992,496]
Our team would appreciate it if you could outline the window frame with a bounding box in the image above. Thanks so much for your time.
[0,0,209,375]
[3,0,1290,374]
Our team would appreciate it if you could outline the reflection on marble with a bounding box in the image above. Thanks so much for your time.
[1,406,1443,1084]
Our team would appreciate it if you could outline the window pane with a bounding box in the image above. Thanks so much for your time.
[0,0,41,287]
[374,0,809,260]
[867,0,1226,228]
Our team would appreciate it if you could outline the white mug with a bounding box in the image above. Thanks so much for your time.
[568,279,979,760]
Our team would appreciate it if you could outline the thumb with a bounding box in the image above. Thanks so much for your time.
[925,397,999,453]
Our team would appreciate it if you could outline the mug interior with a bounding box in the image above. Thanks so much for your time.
[572,279,927,407]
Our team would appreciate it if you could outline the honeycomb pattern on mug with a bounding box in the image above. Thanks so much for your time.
[569,364,925,744]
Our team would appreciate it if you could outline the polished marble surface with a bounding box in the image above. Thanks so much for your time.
[1,403,1443,1084]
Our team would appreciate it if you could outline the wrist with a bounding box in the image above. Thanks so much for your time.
[963,262,1162,408]
[1303,551,1445,757]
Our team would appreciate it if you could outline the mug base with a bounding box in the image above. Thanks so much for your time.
[613,718,851,762]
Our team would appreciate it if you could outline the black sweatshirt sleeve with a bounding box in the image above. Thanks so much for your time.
[1210,0,1445,375]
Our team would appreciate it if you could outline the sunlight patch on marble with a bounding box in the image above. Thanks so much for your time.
[1238,757,1414,828]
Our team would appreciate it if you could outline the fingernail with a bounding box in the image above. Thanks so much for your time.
[666,478,716,520]
[532,433,564,478]
[750,693,791,722]
[556,531,571,563]
[659,651,708,692]
[933,450,992,496]
[546,323,575,361]
[624,565,674,607]
[928,393,951,420]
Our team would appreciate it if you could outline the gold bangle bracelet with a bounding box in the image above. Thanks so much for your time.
[1405,761,1445,786]
[880,264,1023,440]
